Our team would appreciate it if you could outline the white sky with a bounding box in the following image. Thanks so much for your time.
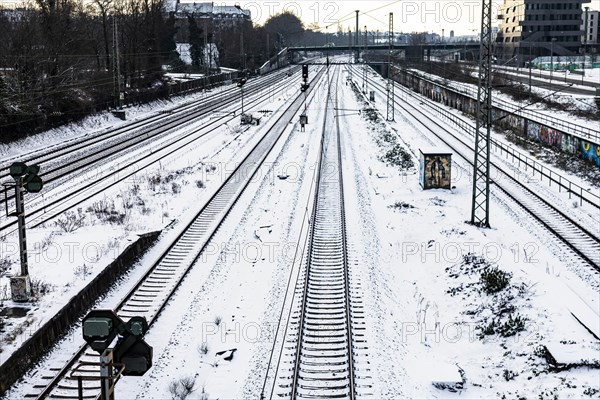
[239,0,600,36]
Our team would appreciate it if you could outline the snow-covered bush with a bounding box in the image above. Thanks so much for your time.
[87,199,129,225]
[213,315,222,326]
[30,278,56,300]
[0,256,11,277]
[480,266,512,294]
[55,209,86,233]
[198,342,209,355]
[168,376,196,400]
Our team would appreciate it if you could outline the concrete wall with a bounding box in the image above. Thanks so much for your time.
[394,69,600,167]
[0,231,161,396]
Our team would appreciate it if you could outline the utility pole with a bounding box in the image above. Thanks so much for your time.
[240,30,245,71]
[355,10,360,63]
[326,26,330,66]
[386,13,394,121]
[363,25,367,93]
[470,0,492,227]
[348,29,353,80]
[204,19,209,77]
[113,13,122,109]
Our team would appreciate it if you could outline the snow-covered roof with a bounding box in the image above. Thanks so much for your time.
[166,1,251,18]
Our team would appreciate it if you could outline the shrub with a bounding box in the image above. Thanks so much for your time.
[87,199,128,225]
[198,342,209,355]
[30,278,56,299]
[196,180,206,189]
[74,264,93,279]
[55,208,86,233]
[214,315,222,326]
[0,257,11,277]
[480,266,511,294]
[503,369,518,381]
[168,376,196,400]
[389,201,414,210]
[381,143,415,170]
[497,314,526,337]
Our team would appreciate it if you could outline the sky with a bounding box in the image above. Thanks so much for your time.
[238,0,600,36]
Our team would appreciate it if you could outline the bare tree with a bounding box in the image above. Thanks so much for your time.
[94,0,112,71]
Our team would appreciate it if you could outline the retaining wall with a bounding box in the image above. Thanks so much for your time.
[0,231,161,396]
[393,69,600,167]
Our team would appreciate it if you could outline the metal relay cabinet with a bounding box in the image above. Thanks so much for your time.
[419,148,452,190]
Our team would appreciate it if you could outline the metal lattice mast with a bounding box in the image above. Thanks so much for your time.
[363,25,367,93]
[386,13,394,121]
[470,0,493,227]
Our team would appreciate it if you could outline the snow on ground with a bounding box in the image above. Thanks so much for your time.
[1,64,599,399]
[338,74,600,398]
[119,70,329,400]
[0,74,296,369]
[0,81,231,161]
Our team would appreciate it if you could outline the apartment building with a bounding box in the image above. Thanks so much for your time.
[496,0,591,62]
[581,9,599,45]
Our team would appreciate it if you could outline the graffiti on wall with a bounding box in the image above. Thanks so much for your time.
[526,120,540,141]
[396,70,600,168]
[562,134,580,154]
[420,154,452,189]
[581,141,600,167]
[539,126,562,148]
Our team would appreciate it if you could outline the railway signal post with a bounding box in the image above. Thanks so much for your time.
[7,162,43,302]
[81,310,153,399]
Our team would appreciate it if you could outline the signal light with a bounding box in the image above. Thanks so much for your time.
[82,309,122,353]
[82,310,153,376]
[9,162,43,193]
[302,64,309,79]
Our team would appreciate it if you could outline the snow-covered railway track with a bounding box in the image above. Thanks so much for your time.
[362,67,600,270]
[0,67,305,236]
[273,67,360,399]
[20,67,327,400]
[0,67,296,217]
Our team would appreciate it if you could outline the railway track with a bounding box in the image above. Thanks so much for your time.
[358,66,600,270]
[6,67,328,400]
[0,67,298,217]
[0,66,307,235]
[270,66,363,399]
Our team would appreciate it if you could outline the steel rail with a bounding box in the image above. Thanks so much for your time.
[359,65,600,269]
[25,67,328,400]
